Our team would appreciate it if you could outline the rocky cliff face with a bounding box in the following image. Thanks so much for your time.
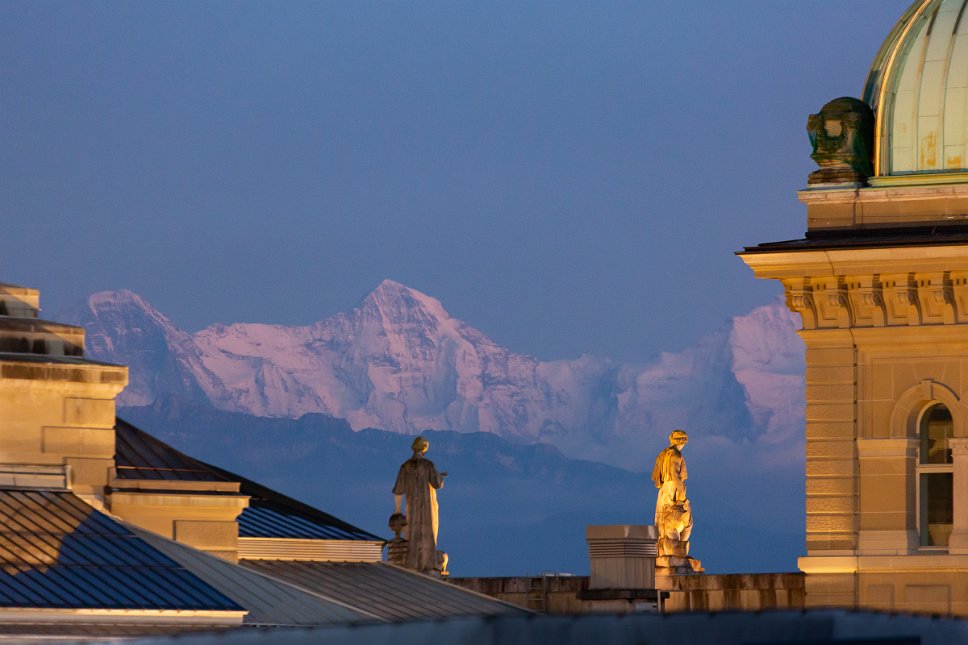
[59,280,805,468]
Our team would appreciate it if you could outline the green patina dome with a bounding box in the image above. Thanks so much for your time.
[864,0,968,183]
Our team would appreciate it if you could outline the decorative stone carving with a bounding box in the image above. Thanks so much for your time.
[784,280,818,330]
[881,274,921,326]
[914,272,955,325]
[651,430,702,573]
[810,277,851,328]
[392,436,448,574]
[950,271,968,323]
[782,272,968,330]
[807,97,875,185]
[846,276,885,327]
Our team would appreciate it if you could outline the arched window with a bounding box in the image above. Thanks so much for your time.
[918,403,954,547]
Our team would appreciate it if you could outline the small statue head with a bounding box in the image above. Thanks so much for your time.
[411,436,429,455]
[669,429,688,448]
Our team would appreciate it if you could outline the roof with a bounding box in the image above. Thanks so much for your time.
[114,419,382,541]
[864,0,968,179]
[0,623,224,639]
[741,224,968,253]
[126,610,968,645]
[115,418,235,483]
[131,526,379,626]
[239,561,527,622]
[0,489,242,612]
[239,499,378,541]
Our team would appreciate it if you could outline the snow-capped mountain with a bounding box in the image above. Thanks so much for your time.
[58,280,805,467]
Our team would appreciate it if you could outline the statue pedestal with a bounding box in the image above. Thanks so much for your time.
[656,555,703,574]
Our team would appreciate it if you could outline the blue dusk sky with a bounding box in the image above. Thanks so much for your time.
[1,1,911,363]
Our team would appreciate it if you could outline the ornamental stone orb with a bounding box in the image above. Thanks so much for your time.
[807,97,875,185]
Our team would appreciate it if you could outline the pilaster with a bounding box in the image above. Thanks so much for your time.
[802,329,858,553]
[947,438,968,554]
[856,438,918,554]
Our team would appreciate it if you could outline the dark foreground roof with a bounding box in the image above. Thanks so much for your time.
[742,224,968,254]
[240,561,526,622]
[114,418,382,542]
[133,610,968,645]
[0,489,241,611]
[0,623,225,639]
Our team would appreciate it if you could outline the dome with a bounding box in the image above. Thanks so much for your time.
[863,0,968,183]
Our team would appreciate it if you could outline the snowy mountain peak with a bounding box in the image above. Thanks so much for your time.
[86,288,157,315]
[56,284,806,468]
[361,280,453,328]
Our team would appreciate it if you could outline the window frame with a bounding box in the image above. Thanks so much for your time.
[915,401,954,550]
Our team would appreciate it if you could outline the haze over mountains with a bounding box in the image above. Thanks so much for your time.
[118,398,803,575]
[58,280,805,470]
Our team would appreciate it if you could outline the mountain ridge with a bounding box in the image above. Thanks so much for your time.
[58,280,805,469]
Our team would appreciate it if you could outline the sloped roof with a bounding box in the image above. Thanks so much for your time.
[115,418,234,483]
[114,419,382,542]
[239,561,527,622]
[131,526,380,626]
[0,489,241,612]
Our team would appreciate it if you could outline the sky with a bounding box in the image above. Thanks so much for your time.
[1,1,913,363]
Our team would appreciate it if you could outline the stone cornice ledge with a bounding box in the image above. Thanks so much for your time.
[799,181,968,205]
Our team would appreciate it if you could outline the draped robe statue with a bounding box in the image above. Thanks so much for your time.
[652,429,693,558]
[393,437,446,572]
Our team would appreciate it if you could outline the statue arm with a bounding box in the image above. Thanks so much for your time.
[392,463,407,514]
[429,462,445,489]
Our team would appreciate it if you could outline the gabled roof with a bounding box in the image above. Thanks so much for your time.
[0,489,241,612]
[114,418,383,542]
[240,561,527,622]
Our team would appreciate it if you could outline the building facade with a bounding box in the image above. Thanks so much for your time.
[742,0,968,615]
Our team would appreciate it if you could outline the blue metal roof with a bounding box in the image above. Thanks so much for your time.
[238,499,378,540]
[0,489,242,611]
[240,561,526,622]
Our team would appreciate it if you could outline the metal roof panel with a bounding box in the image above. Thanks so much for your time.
[239,561,527,622]
[132,526,380,626]
[0,489,242,611]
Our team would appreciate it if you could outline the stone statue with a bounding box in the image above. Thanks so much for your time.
[652,429,702,572]
[806,96,875,185]
[392,436,448,573]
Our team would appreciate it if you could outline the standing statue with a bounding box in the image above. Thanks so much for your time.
[392,436,448,574]
[652,429,701,572]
